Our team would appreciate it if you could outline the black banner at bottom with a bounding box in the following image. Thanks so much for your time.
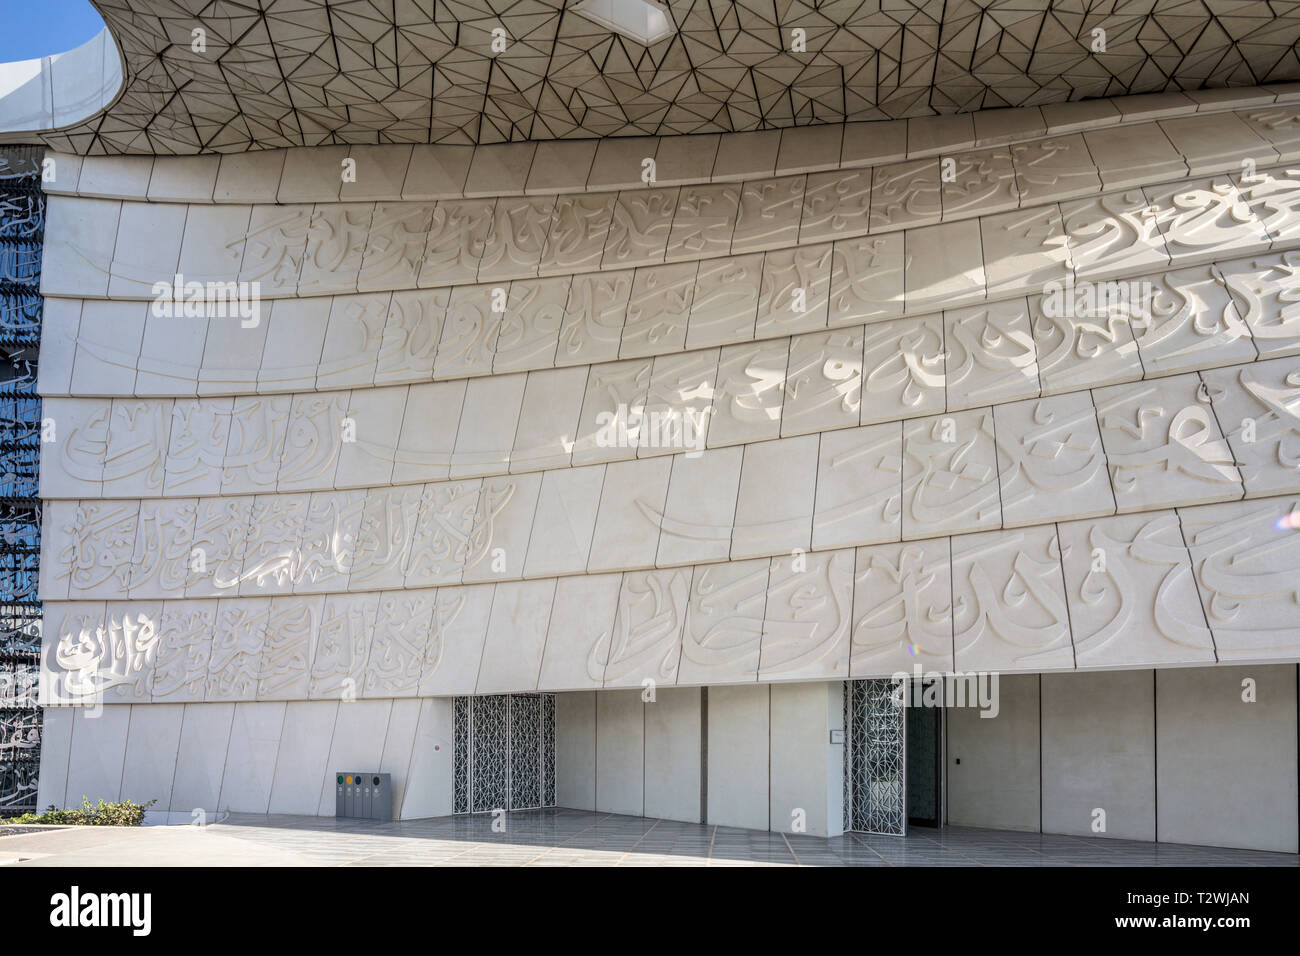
[0,864,1286,941]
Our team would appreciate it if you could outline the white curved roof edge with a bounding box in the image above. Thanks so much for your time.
[0,27,123,140]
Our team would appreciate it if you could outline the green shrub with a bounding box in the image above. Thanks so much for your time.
[1,796,155,826]
[0,811,42,825]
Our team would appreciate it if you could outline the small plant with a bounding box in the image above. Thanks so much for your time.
[1,796,155,826]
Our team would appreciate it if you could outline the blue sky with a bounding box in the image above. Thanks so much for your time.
[0,1,105,63]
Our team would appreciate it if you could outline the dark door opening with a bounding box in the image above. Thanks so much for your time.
[906,680,942,828]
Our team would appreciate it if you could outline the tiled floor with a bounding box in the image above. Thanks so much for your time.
[4,809,1297,866]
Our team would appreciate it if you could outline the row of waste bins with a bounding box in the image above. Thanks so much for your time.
[335,772,393,821]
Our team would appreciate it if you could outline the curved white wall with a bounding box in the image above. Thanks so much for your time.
[30,89,1300,843]
[0,27,122,139]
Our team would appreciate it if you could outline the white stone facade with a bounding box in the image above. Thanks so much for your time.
[33,88,1300,851]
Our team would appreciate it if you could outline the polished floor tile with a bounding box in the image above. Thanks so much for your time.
[7,809,1297,866]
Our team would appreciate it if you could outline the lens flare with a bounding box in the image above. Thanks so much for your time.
[1275,511,1300,531]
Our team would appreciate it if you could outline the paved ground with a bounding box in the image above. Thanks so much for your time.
[2,809,1296,866]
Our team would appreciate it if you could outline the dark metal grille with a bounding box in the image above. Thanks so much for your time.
[0,146,44,814]
[844,679,906,836]
[542,694,555,809]
[470,695,510,813]
[453,696,469,814]
[453,694,556,815]
[508,694,541,811]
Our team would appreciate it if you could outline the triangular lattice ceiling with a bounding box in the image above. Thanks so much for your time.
[36,0,1300,154]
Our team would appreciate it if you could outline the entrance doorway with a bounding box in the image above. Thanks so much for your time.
[453,694,556,813]
[905,679,943,828]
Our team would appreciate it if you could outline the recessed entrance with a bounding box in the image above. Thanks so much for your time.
[906,679,943,829]
[453,694,557,814]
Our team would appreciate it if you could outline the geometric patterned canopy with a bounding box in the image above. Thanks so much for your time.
[39,0,1300,155]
